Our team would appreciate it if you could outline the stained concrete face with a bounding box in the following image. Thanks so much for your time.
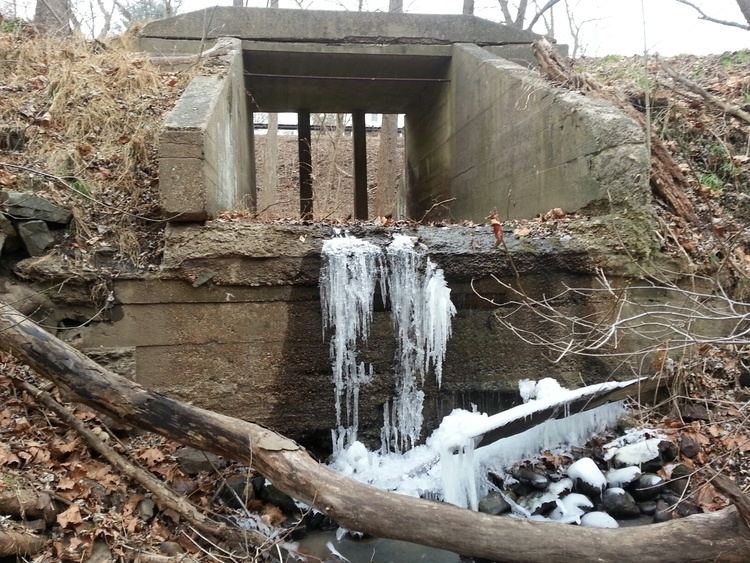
[405,44,650,222]
[159,39,255,220]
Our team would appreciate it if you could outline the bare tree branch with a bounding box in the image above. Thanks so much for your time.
[674,0,750,31]
[526,0,564,31]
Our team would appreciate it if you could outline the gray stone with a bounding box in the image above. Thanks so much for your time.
[478,492,511,516]
[0,190,71,224]
[0,213,19,252]
[653,500,672,523]
[630,474,665,501]
[175,446,223,475]
[137,497,156,521]
[514,468,549,491]
[17,220,55,256]
[666,464,691,496]
[601,488,640,519]
[661,493,701,518]
[679,434,700,458]
[638,500,657,515]
[681,403,710,422]
[85,540,113,563]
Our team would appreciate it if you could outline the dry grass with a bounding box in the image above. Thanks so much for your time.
[0,21,197,266]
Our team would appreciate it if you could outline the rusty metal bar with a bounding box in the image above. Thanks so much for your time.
[353,110,368,220]
[297,111,313,219]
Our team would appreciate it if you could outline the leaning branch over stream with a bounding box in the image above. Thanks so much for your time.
[2,302,750,563]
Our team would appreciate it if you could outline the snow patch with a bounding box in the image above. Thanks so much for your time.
[581,511,619,528]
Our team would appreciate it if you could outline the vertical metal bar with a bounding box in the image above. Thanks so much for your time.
[298,111,313,219]
[353,110,368,220]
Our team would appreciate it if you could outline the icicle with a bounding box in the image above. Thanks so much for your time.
[321,236,385,455]
[384,235,456,452]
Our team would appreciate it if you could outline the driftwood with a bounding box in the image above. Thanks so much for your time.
[147,37,236,67]
[3,302,750,562]
[660,63,750,125]
[532,39,699,224]
[16,379,267,550]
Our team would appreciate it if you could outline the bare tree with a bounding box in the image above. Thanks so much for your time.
[675,0,750,31]
[259,0,280,215]
[497,0,564,31]
[34,0,74,34]
[373,0,402,218]
[463,0,474,15]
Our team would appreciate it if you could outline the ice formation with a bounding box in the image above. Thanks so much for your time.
[320,233,455,455]
[320,236,385,454]
[382,235,456,452]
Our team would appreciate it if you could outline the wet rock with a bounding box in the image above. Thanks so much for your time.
[630,473,665,501]
[679,434,700,458]
[666,464,691,496]
[548,477,573,496]
[601,488,640,519]
[478,492,511,516]
[638,500,657,515]
[568,457,606,497]
[175,446,223,475]
[220,474,253,508]
[653,500,672,523]
[17,220,54,256]
[519,491,558,516]
[262,484,299,516]
[0,190,72,224]
[739,365,750,388]
[661,493,701,518]
[658,440,678,463]
[305,510,338,531]
[514,468,549,491]
[137,498,155,521]
[681,403,710,422]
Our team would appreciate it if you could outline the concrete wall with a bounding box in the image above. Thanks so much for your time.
[405,44,650,222]
[159,38,255,220]
[72,221,663,451]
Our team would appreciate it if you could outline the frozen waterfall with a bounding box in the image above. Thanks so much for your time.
[320,233,455,455]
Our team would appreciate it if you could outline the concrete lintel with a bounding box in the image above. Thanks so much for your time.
[242,41,454,58]
[139,7,542,46]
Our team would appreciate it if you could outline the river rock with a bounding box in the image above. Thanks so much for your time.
[478,492,511,515]
[0,190,72,224]
[605,466,641,488]
[630,473,665,501]
[601,488,640,519]
[17,220,54,256]
[638,500,657,515]
[519,491,558,516]
[0,213,19,252]
[658,440,678,463]
[653,500,672,523]
[175,446,223,475]
[567,458,606,497]
[679,434,700,458]
[262,484,299,515]
[661,493,701,518]
[515,468,550,491]
[220,473,253,508]
[611,438,661,469]
[666,464,691,496]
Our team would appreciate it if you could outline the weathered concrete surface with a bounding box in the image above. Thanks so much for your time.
[406,44,651,222]
[140,7,542,46]
[159,38,254,220]
[72,222,668,448]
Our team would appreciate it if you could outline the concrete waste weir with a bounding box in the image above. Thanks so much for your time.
[58,7,657,452]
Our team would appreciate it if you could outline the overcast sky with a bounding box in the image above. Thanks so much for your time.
[177,0,749,56]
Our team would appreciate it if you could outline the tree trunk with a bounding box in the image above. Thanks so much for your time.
[374,0,403,218]
[233,0,244,6]
[0,529,46,557]
[463,0,474,15]
[33,0,72,35]
[3,304,750,562]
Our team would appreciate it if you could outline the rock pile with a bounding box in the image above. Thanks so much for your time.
[0,190,71,257]
[479,434,699,528]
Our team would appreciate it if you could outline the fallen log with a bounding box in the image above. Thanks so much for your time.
[0,489,57,522]
[0,528,46,557]
[2,302,750,562]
